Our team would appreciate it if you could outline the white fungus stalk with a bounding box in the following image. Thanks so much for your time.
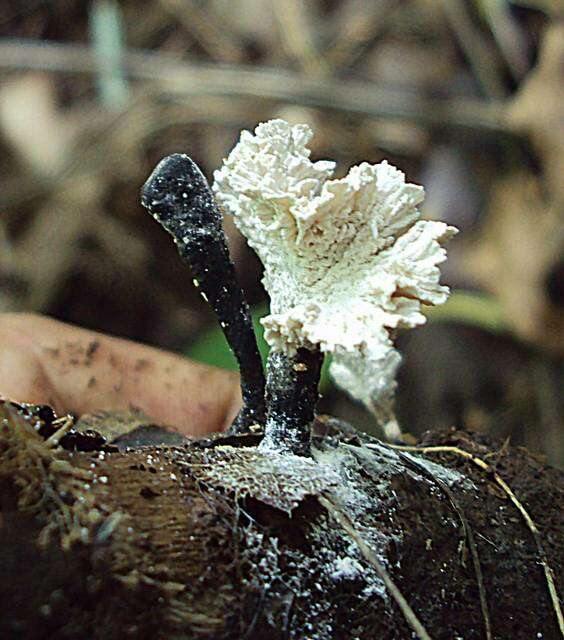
[213,119,457,438]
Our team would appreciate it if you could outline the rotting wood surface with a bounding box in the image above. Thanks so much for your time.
[0,401,562,640]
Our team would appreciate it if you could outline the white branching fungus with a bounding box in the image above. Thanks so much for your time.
[213,119,457,435]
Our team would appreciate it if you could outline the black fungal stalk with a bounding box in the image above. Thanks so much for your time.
[260,347,324,457]
[141,153,325,454]
[141,154,266,432]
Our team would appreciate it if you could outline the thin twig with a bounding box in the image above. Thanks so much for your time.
[0,39,510,133]
[89,0,129,110]
[478,0,529,81]
[384,443,564,636]
[440,0,507,99]
[325,0,400,71]
[272,0,327,76]
[319,494,433,640]
[157,0,244,62]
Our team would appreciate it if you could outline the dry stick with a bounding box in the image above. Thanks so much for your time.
[0,39,509,133]
[157,0,244,62]
[384,443,564,637]
[439,0,507,100]
[325,0,400,71]
[394,450,492,640]
[141,154,266,432]
[44,415,75,449]
[318,494,433,640]
[272,0,327,76]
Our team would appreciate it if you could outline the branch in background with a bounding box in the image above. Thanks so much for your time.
[157,0,245,62]
[89,0,129,110]
[0,39,510,133]
[325,0,401,71]
[272,0,328,76]
[440,0,507,99]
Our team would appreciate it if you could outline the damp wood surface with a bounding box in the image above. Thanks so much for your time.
[0,401,562,640]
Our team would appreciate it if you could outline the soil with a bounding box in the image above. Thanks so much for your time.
[0,401,562,640]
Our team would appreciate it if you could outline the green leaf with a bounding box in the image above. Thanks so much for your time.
[187,292,507,400]
[423,291,509,334]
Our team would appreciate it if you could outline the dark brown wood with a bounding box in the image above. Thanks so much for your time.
[0,402,562,640]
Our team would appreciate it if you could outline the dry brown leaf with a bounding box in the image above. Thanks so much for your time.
[458,23,564,353]
[508,22,564,202]
[460,173,562,352]
[0,73,71,175]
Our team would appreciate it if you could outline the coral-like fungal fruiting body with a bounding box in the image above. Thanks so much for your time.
[214,120,457,435]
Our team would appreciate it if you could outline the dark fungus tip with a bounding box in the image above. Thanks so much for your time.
[140,153,267,432]
[141,154,221,235]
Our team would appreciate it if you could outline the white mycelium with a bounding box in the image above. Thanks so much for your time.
[213,120,456,434]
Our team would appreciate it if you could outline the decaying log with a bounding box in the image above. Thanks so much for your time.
[0,400,562,639]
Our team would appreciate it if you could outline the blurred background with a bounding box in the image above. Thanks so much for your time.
[0,0,562,464]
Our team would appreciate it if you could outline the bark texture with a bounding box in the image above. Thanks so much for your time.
[0,401,562,640]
